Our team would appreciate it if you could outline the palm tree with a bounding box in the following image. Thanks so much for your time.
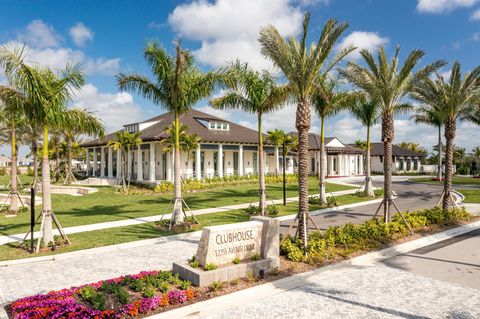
[411,62,480,208]
[312,78,355,203]
[0,84,25,213]
[23,120,42,190]
[259,12,352,246]
[210,61,290,215]
[160,122,200,179]
[473,146,480,162]
[340,47,444,221]
[60,108,104,184]
[107,131,142,193]
[117,39,217,224]
[0,46,85,247]
[349,97,379,197]
[266,129,284,175]
[464,105,480,125]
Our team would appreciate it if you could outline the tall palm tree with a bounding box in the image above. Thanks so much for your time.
[60,108,104,184]
[464,105,480,125]
[117,39,217,224]
[349,97,379,197]
[312,78,355,203]
[259,12,352,245]
[473,146,480,162]
[266,129,284,175]
[108,130,142,193]
[0,84,25,213]
[411,62,480,208]
[0,46,85,246]
[340,47,444,221]
[210,61,290,215]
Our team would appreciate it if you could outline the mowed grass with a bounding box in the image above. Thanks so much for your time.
[0,178,355,236]
[410,176,480,185]
[459,189,480,203]
[0,192,378,262]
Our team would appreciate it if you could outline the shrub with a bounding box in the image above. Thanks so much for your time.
[0,167,6,176]
[180,280,191,290]
[246,270,257,282]
[308,195,337,207]
[244,204,279,216]
[210,281,223,291]
[78,286,105,310]
[190,260,200,268]
[232,257,240,264]
[130,279,146,292]
[204,263,217,271]
[142,285,155,298]
[250,253,261,261]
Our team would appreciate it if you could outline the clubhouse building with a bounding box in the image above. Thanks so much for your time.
[80,109,365,182]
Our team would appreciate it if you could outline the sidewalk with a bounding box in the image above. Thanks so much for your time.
[0,189,358,246]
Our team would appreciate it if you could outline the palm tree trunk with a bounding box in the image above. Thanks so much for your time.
[443,119,456,209]
[41,126,54,246]
[10,119,19,214]
[32,138,40,191]
[296,99,311,249]
[437,125,442,180]
[365,125,374,197]
[54,139,60,182]
[66,137,73,184]
[258,114,266,215]
[382,114,394,222]
[123,148,128,193]
[282,146,287,206]
[173,111,184,224]
[319,116,326,204]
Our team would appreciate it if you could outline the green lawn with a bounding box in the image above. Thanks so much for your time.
[410,176,480,185]
[0,178,355,236]
[459,189,480,203]
[0,192,377,262]
[0,174,33,188]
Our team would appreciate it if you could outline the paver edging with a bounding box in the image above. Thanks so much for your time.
[142,220,480,319]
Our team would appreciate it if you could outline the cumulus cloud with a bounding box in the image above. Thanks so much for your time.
[2,21,120,75]
[17,20,62,49]
[337,31,389,60]
[168,0,303,70]
[73,84,144,132]
[470,8,480,20]
[69,22,94,47]
[417,0,479,13]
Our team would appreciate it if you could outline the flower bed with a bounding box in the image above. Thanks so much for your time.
[7,270,195,319]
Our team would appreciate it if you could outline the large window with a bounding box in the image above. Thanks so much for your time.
[208,121,230,131]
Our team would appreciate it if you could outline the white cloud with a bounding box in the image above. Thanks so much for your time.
[417,0,479,13]
[84,57,121,75]
[168,0,303,70]
[337,31,389,60]
[17,20,62,49]
[73,84,144,132]
[69,22,94,47]
[471,8,480,20]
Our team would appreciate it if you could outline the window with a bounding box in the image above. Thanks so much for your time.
[208,121,229,131]
[311,158,315,173]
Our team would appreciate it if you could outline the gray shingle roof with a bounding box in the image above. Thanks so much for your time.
[369,143,427,157]
[287,132,364,154]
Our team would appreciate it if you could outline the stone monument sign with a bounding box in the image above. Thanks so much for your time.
[196,221,263,266]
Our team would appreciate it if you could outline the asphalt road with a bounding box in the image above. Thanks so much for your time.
[280,181,444,233]
[383,228,480,289]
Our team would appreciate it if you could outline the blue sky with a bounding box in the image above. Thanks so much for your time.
[1,0,480,157]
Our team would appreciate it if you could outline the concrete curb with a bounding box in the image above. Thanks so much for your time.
[143,220,480,319]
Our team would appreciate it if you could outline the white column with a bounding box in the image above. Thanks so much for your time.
[127,149,132,179]
[86,148,90,176]
[274,147,279,174]
[116,148,122,178]
[149,143,155,182]
[195,145,201,180]
[359,155,364,175]
[100,147,106,177]
[218,144,223,178]
[337,154,342,176]
[107,147,113,178]
[344,155,349,176]
[137,145,143,181]
[239,145,244,176]
[328,155,334,176]
[92,148,98,176]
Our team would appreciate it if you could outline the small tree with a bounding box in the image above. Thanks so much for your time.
[108,131,142,193]
[281,133,298,205]
[266,129,284,175]
[349,98,379,197]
